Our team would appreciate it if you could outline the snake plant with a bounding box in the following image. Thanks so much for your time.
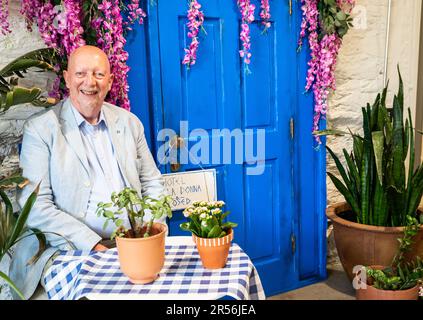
[316,68,423,227]
[0,48,59,113]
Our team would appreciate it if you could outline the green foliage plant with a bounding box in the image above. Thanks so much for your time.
[180,200,238,238]
[365,216,423,291]
[0,48,59,113]
[96,187,172,239]
[318,0,354,39]
[316,68,423,227]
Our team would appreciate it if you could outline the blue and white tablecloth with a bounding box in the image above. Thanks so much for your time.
[42,237,266,300]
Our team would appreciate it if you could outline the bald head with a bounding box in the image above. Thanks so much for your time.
[67,45,111,73]
[64,45,114,124]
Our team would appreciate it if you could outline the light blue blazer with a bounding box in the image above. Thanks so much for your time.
[10,98,165,299]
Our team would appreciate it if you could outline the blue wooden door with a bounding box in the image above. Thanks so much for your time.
[126,0,327,296]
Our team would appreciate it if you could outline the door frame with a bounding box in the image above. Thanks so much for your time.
[127,0,328,295]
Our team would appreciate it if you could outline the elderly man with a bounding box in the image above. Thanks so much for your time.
[10,45,165,299]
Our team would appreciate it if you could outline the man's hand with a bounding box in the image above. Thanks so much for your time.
[93,243,108,251]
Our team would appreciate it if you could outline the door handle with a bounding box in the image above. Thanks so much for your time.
[169,135,185,172]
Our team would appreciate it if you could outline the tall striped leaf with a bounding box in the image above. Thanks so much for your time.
[361,107,372,225]
[404,109,414,221]
[372,131,384,184]
[328,172,361,217]
[6,183,39,250]
[327,146,352,193]
[391,95,405,192]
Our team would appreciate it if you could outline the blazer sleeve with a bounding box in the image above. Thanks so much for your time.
[136,120,166,200]
[16,120,102,250]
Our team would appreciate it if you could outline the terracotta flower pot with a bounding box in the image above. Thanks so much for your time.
[327,202,423,281]
[115,222,167,284]
[356,265,420,300]
[192,229,234,269]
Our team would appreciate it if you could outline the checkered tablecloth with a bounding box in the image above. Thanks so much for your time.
[42,238,266,300]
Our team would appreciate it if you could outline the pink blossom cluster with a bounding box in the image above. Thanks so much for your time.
[124,0,146,31]
[0,0,11,35]
[298,0,354,143]
[260,0,271,30]
[182,0,205,67]
[237,0,255,68]
[35,3,60,51]
[20,0,42,32]
[312,34,341,139]
[96,0,131,110]
[59,0,86,55]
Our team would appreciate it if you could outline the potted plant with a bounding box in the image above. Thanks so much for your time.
[96,188,172,284]
[315,68,423,281]
[180,200,238,269]
[356,215,423,300]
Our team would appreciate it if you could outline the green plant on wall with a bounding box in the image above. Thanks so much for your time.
[315,67,423,227]
[0,48,59,113]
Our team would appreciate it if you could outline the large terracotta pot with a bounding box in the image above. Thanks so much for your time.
[192,229,234,269]
[327,202,423,281]
[115,222,167,284]
[356,265,420,300]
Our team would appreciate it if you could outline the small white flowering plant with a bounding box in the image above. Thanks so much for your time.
[180,200,237,238]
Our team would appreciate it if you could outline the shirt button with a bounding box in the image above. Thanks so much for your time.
[84,181,90,187]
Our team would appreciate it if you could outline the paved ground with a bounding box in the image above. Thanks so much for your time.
[268,262,355,300]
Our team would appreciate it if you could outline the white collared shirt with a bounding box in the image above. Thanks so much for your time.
[71,103,130,238]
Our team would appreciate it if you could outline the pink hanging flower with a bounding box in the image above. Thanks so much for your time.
[237,0,255,73]
[123,0,146,31]
[0,0,11,35]
[20,0,42,32]
[58,0,86,56]
[260,0,271,31]
[182,0,205,68]
[298,0,355,143]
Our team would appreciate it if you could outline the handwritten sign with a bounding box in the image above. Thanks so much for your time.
[162,169,217,211]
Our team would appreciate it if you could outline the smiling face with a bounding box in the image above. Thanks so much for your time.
[64,46,113,124]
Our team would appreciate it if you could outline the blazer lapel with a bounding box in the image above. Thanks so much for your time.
[60,99,90,175]
[103,105,130,187]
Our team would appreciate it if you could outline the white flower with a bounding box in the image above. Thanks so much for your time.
[211,208,221,215]
[201,220,208,227]
[200,213,207,219]
[183,208,193,217]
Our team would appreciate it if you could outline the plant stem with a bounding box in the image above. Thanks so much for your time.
[145,218,154,238]
[126,202,137,238]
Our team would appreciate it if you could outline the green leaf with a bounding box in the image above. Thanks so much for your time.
[26,228,46,265]
[313,129,348,137]
[372,131,384,184]
[327,146,352,194]
[207,225,222,238]
[6,182,39,250]
[328,172,360,216]
[0,271,25,300]
[336,11,346,21]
